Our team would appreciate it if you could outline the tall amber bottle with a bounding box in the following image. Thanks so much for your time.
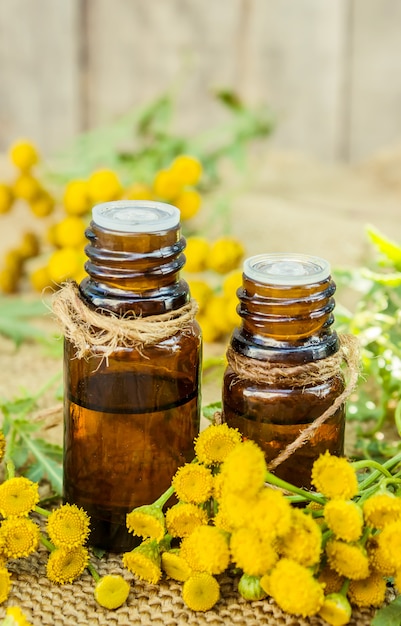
[222,253,345,488]
[63,201,202,552]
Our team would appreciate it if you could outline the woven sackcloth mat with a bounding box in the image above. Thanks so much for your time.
[0,544,383,626]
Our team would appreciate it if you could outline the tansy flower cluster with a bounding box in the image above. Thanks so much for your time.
[121,424,401,622]
[0,433,129,612]
[185,244,245,343]
[0,139,245,342]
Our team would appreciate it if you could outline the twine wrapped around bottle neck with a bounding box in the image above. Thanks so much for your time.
[225,333,360,471]
[52,280,198,360]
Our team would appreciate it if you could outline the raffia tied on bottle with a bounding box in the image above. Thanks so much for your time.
[225,334,360,471]
[52,281,198,359]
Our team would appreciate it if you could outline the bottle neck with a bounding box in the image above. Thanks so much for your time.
[80,221,190,316]
[232,275,339,362]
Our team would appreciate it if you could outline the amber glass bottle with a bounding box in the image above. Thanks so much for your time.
[63,201,202,552]
[222,253,345,489]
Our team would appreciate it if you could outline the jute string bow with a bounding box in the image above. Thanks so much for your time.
[52,281,198,359]
[225,334,360,471]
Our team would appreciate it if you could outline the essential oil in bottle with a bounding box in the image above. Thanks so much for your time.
[62,201,202,551]
[222,253,345,489]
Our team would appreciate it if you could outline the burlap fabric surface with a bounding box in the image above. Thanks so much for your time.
[1,546,379,626]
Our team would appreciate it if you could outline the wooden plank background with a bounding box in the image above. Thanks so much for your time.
[0,0,400,161]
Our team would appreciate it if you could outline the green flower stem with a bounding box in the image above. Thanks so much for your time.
[35,505,51,517]
[5,460,15,480]
[264,471,326,505]
[152,486,175,509]
[340,579,350,596]
[358,451,401,491]
[40,533,55,552]
[351,459,392,479]
[87,561,100,583]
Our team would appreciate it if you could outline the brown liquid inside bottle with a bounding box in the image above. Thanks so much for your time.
[63,201,202,552]
[222,253,345,489]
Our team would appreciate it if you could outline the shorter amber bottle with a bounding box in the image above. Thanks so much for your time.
[62,201,202,552]
[222,253,345,488]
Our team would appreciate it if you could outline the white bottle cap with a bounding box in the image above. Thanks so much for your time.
[243,253,331,286]
[92,200,180,233]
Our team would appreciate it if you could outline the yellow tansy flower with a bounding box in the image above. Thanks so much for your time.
[230,527,278,576]
[326,539,370,580]
[186,280,213,313]
[0,477,39,518]
[363,492,401,530]
[9,141,39,171]
[367,536,396,576]
[182,572,220,612]
[47,503,90,548]
[94,574,130,610]
[318,593,352,626]
[220,439,266,497]
[317,565,344,595]
[250,487,292,538]
[88,169,123,203]
[218,490,256,530]
[0,568,12,604]
[172,463,214,504]
[152,169,181,201]
[324,499,364,542]
[46,546,89,584]
[30,266,53,293]
[170,155,202,186]
[174,189,201,221]
[348,572,387,608]
[5,606,33,626]
[165,501,207,538]
[1,517,40,558]
[47,247,84,284]
[194,423,242,466]
[180,526,230,575]
[269,558,324,618]
[161,549,192,582]
[18,232,40,260]
[29,190,55,217]
[54,216,87,248]
[122,539,161,585]
[126,503,165,542]
[0,184,14,214]
[311,451,358,500]
[278,509,322,567]
[184,237,210,273]
[207,237,244,274]
[376,520,401,570]
[13,174,41,202]
[63,180,91,216]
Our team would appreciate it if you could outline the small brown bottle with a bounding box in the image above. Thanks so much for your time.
[222,253,345,489]
[63,201,202,552]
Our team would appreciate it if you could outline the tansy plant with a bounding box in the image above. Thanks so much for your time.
[120,423,401,624]
[0,434,130,615]
[333,225,401,461]
[0,134,246,344]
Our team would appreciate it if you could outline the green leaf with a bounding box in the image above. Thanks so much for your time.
[372,595,401,626]
[366,224,401,267]
[202,402,222,422]
[361,268,401,287]
[0,296,50,346]
[19,433,63,494]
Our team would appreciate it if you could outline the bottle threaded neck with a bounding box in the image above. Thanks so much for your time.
[80,201,189,316]
[233,253,338,362]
